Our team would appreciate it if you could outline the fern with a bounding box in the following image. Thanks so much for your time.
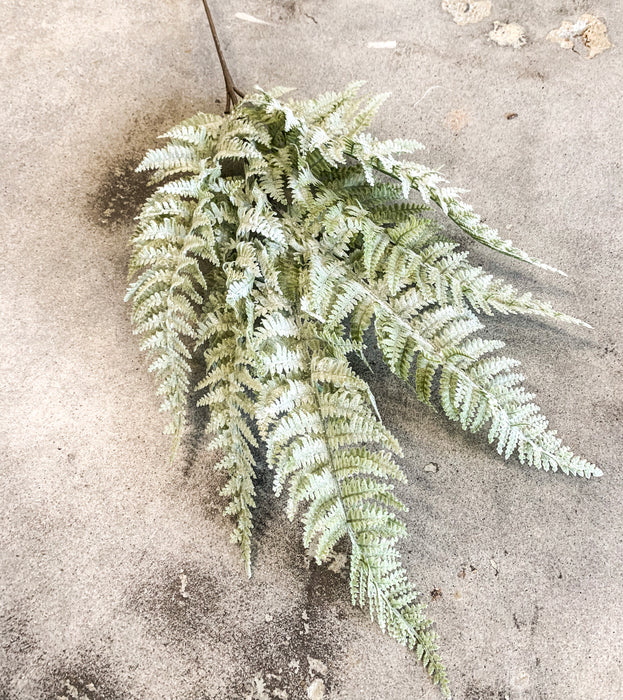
[127,84,600,698]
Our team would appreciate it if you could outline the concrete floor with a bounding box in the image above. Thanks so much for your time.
[1,1,622,698]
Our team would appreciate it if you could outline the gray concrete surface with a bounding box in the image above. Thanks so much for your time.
[1,1,622,698]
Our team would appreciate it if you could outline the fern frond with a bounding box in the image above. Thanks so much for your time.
[137,143,204,182]
[196,300,259,576]
[355,199,586,325]
[158,176,203,199]
[344,138,565,275]
[306,252,600,479]
[254,307,450,695]
[128,83,599,698]
[126,225,207,450]
[160,112,223,147]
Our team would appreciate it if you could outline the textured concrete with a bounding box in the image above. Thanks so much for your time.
[1,1,622,698]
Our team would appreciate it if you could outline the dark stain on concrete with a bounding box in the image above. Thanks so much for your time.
[0,610,40,698]
[1,611,37,658]
[306,556,350,610]
[48,674,118,700]
[88,98,208,235]
[464,683,510,699]
[226,608,342,698]
[92,156,151,229]
[125,551,349,698]
[45,655,122,700]
[219,554,352,698]
[129,561,224,643]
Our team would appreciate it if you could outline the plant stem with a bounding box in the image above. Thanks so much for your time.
[200,0,244,113]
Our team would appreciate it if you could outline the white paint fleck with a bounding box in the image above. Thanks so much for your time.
[308,656,328,676]
[489,21,526,49]
[235,12,271,26]
[442,0,491,26]
[582,16,612,58]
[445,109,469,134]
[265,613,274,623]
[490,558,499,574]
[179,572,189,598]
[547,14,612,59]
[301,610,309,620]
[423,462,440,473]
[246,676,271,700]
[272,690,288,699]
[307,678,325,700]
[327,552,348,574]
[367,40,397,49]
[288,658,300,673]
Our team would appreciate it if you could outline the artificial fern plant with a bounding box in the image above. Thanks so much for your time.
[126,9,599,698]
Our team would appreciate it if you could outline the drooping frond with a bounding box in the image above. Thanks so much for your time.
[195,297,260,576]
[343,137,565,275]
[306,252,600,478]
[305,163,587,325]
[126,172,219,451]
[128,82,599,698]
[253,305,449,695]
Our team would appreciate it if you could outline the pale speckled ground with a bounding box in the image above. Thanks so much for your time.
[1,1,622,699]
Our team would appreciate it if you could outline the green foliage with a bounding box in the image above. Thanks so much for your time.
[127,84,600,697]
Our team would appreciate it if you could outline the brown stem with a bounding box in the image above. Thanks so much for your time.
[201,0,244,113]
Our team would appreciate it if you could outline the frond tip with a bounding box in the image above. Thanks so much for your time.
[127,82,599,698]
